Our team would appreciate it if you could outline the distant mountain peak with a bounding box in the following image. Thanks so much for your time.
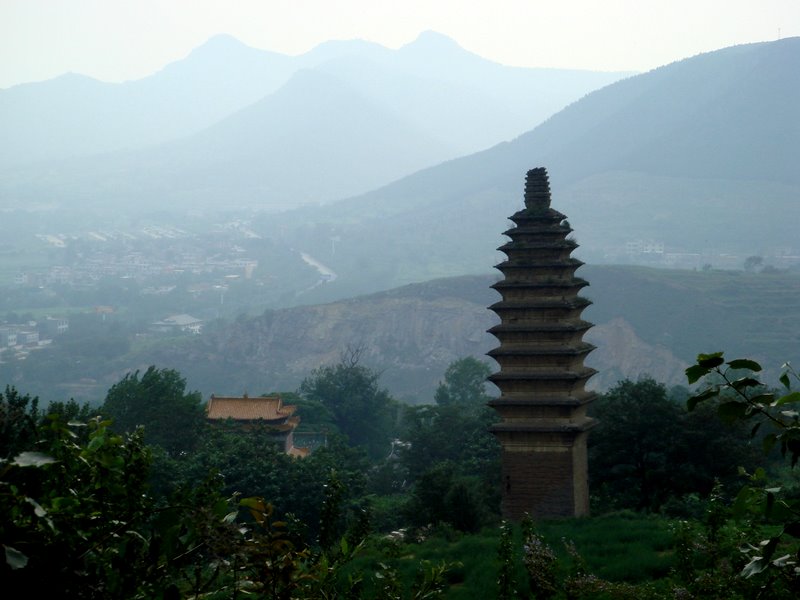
[403,30,463,52]
[187,34,263,60]
[300,37,390,66]
[398,30,490,69]
[206,33,244,46]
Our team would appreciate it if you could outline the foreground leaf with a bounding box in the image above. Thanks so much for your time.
[4,545,28,570]
[727,359,762,372]
[12,452,56,467]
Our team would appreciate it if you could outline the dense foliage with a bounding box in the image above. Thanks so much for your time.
[0,386,94,458]
[0,388,454,599]
[4,349,800,598]
[299,348,399,459]
[103,366,205,456]
[589,377,760,513]
[685,353,800,588]
[398,357,500,532]
[1,413,154,597]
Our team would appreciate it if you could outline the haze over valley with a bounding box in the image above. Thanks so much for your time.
[0,32,630,210]
[1,27,799,406]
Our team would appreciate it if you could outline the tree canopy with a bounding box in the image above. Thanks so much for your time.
[434,356,493,409]
[102,366,204,456]
[396,356,500,532]
[299,349,397,458]
[0,386,40,459]
[590,378,683,511]
[589,377,759,512]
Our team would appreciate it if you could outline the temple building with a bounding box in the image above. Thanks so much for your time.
[206,394,309,457]
[488,167,596,519]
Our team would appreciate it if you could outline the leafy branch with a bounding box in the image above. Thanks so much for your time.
[686,353,800,581]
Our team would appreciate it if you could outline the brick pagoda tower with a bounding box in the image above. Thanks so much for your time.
[488,167,596,519]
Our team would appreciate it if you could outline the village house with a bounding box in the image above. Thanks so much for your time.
[151,314,204,334]
[0,327,17,347]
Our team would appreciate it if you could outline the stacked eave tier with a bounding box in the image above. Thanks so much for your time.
[488,366,597,385]
[508,207,567,224]
[488,320,593,344]
[489,296,592,319]
[494,261,585,285]
[488,389,597,432]
[489,347,595,375]
[487,341,596,359]
[489,389,597,431]
[489,389,597,409]
[489,416,596,435]
[494,257,585,271]
[488,368,597,400]
[497,238,579,254]
[491,278,589,297]
[503,228,570,244]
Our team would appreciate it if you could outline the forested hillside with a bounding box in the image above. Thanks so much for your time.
[4,265,797,404]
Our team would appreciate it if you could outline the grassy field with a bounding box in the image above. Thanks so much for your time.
[344,511,676,599]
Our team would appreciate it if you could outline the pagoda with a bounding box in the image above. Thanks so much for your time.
[488,167,596,519]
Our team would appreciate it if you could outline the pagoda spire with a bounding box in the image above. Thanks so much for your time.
[523,166,551,210]
[488,167,596,519]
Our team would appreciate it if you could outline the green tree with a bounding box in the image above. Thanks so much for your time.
[0,386,40,458]
[403,461,457,527]
[743,255,764,272]
[670,399,762,499]
[299,348,397,458]
[102,366,204,456]
[45,398,95,425]
[158,422,370,543]
[434,356,493,408]
[401,402,499,483]
[400,407,499,528]
[0,388,95,458]
[402,357,499,482]
[590,377,684,511]
[398,357,501,529]
[591,377,761,513]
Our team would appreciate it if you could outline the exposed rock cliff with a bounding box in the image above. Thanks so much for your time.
[585,318,688,391]
[165,272,688,402]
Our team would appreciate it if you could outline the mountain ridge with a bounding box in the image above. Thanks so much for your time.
[0,31,629,170]
[252,36,800,300]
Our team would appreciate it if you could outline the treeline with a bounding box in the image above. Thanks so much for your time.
[2,353,798,597]
[0,354,501,598]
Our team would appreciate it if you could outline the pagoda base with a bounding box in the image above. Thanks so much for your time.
[496,429,590,520]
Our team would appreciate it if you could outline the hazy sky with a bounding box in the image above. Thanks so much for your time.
[2,0,798,88]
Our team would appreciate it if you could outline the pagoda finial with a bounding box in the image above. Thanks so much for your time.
[524,167,551,210]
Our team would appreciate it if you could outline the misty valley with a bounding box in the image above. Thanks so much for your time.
[3,30,800,599]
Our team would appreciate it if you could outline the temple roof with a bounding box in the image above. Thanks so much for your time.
[288,446,312,458]
[206,394,297,421]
